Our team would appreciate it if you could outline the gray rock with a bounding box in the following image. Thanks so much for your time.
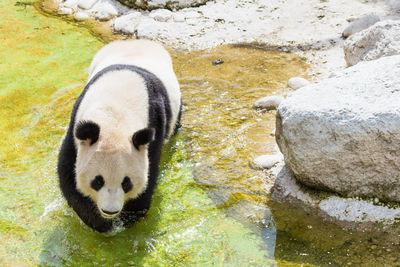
[252,154,282,170]
[254,95,284,110]
[344,20,400,66]
[288,77,310,90]
[271,165,400,224]
[276,55,400,203]
[113,12,141,34]
[389,0,400,14]
[342,14,380,38]
[149,9,172,22]
[78,0,98,10]
[114,0,210,10]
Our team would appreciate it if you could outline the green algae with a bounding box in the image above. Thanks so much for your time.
[0,0,304,265]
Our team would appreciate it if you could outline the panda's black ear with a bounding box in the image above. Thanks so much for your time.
[132,128,155,150]
[75,121,100,145]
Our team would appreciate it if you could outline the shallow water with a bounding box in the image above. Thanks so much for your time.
[1,0,400,266]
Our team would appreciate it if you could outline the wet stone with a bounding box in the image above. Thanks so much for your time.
[59,7,73,14]
[75,11,90,20]
[251,154,281,170]
[288,77,310,90]
[254,95,283,110]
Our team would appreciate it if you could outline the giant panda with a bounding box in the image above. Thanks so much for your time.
[57,40,181,233]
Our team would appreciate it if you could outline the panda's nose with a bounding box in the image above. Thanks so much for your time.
[101,209,119,215]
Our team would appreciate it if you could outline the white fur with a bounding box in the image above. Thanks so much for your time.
[74,40,180,218]
[88,39,181,138]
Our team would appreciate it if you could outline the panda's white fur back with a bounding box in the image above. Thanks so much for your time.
[87,39,181,139]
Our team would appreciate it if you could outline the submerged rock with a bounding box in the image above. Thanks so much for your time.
[271,166,400,225]
[344,20,400,66]
[114,0,210,10]
[287,77,310,90]
[254,95,284,110]
[342,14,380,38]
[276,55,400,203]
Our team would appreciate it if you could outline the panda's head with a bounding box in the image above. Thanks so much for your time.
[74,120,155,219]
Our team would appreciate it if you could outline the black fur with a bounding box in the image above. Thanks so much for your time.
[132,128,155,150]
[90,175,104,191]
[75,120,100,145]
[121,176,133,193]
[57,64,178,233]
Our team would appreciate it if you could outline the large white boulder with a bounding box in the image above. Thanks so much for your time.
[115,0,210,10]
[275,55,400,203]
[344,20,400,66]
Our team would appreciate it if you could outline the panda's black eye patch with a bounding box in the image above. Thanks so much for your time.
[91,175,104,191]
[122,176,133,193]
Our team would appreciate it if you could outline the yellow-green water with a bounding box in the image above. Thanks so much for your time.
[1,0,399,266]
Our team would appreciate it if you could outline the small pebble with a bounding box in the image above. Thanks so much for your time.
[114,12,141,34]
[59,7,73,15]
[75,12,90,20]
[254,95,284,110]
[62,0,78,9]
[212,59,224,66]
[288,77,310,90]
[342,14,380,38]
[77,0,98,10]
[149,9,172,22]
[92,2,119,21]
[251,154,281,170]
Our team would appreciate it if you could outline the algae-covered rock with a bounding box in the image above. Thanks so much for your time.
[115,0,210,10]
[276,55,400,202]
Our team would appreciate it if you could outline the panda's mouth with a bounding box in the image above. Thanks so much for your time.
[99,209,121,219]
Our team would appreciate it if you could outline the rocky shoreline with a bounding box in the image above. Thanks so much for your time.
[51,0,400,228]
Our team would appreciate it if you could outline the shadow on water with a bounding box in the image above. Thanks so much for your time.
[269,200,400,266]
